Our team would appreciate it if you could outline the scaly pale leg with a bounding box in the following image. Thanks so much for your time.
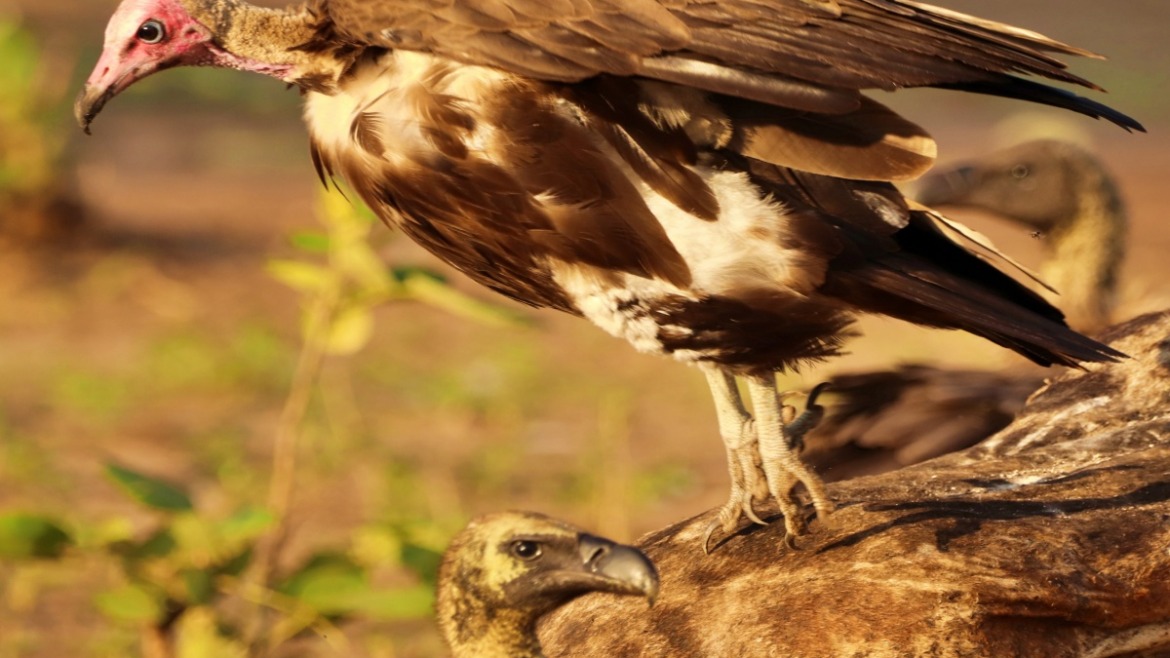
[746,375,835,540]
[702,367,768,552]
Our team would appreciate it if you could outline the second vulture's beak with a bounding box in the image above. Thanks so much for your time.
[912,165,979,208]
[577,533,660,605]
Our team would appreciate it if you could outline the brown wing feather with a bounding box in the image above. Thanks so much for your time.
[565,78,721,221]
[722,95,938,181]
[317,0,1141,128]
[484,89,693,287]
[312,74,693,306]
[730,157,1124,367]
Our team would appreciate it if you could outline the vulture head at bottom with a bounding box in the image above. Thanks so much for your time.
[438,512,658,658]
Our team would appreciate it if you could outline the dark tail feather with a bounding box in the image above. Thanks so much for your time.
[937,78,1145,133]
[825,265,1123,367]
[822,214,1125,367]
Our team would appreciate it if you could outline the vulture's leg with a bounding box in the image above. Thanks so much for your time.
[701,367,769,553]
[746,376,835,540]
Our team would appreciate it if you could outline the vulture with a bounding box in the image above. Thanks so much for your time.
[76,0,1143,547]
[436,511,658,658]
[808,139,1129,480]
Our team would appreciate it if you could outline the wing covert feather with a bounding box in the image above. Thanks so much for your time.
[318,0,1130,120]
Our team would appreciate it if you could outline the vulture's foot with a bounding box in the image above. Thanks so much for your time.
[703,433,772,554]
[751,378,836,532]
[702,370,834,553]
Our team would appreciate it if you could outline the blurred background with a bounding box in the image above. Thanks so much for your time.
[0,0,1167,656]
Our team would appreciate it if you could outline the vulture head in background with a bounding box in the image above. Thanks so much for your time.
[807,139,1130,480]
[437,512,658,658]
[915,138,1127,333]
[76,0,1143,550]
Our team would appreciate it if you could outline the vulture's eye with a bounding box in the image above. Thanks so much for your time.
[1011,164,1031,180]
[137,19,166,44]
[510,540,542,561]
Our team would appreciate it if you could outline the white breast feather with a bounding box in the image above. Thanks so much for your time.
[556,164,813,363]
[303,51,507,168]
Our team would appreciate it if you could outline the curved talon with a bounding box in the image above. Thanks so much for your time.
[702,519,721,555]
[742,501,768,526]
[782,511,807,538]
[783,531,799,550]
[806,382,832,407]
[784,382,832,451]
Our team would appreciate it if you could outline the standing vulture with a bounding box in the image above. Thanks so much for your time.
[76,0,1142,547]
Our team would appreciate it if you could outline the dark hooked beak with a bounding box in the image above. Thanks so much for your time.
[75,83,117,135]
[74,43,172,136]
[578,533,660,605]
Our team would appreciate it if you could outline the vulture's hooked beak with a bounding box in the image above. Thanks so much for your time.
[912,165,979,208]
[74,40,180,135]
[577,533,660,605]
[75,84,117,135]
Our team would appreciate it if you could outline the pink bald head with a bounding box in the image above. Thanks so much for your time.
[75,0,219,132]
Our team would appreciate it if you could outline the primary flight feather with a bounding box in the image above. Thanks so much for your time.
[76,0,1141,548]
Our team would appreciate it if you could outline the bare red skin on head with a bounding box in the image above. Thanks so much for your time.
[77,0,294,131]
[84,0,219,96]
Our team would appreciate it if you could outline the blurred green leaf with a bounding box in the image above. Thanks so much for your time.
[177,607,248,658]
[105,464,193,512]
[289,231,331,253]
[83,517,136,549]
[350,524,402,568]
[108,527,178,563]
[389,266,447,286]
[0,513,71,559]
[266,260,337,295]
[0,18,63,198]
[217,507,275,548]
[399,271,530,328]
[281,552,367,615]
[324,306,375,355]
[51,371,130,422]
[170,507,273,571]
[138,528,179,560]
[215,548,253,578]
[0,21,38,114]
[95,583,164,624]
[280,550,433,619]
[183,569,216,606]
[171,514,218,567]
[400,543,442,586]
[336,246,392,294]
[335,585,434,620]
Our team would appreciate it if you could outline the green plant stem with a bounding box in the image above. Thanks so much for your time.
[222,575,352,654]
[245,285,340,653]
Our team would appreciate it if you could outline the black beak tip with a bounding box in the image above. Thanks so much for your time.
[74,85,107,135]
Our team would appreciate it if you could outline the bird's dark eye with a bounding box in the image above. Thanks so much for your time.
[1011,164,1030,180]
[510,540,542,561]
[137,19,166,44]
